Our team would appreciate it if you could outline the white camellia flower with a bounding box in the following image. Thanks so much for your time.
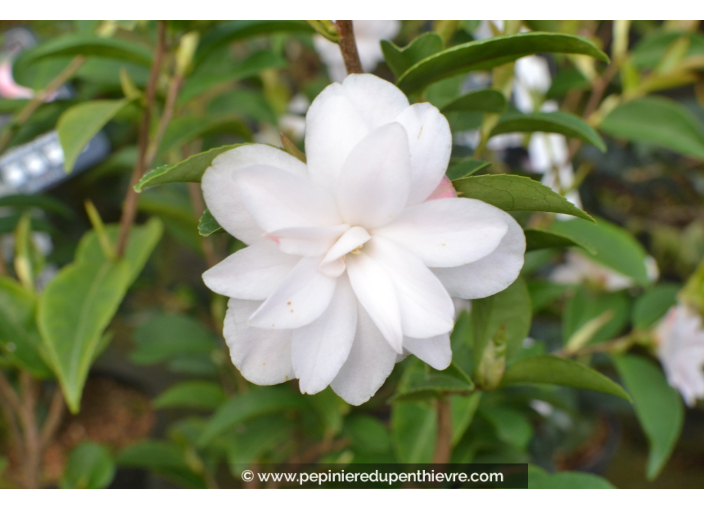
[550,251,659,291]
[655,304,704,406]
[200,74,525,405]
[313,21,401,82]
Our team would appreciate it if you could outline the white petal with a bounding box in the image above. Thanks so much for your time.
[404,334,452,370]
[223,299,294,385]
[202,144,307,245]
[433,212,526,299]
[374,198,509,268]
[292,275,357,394]
[202,240,300,300]
[394,103,452,205]
[331,305,398,405]
[267,224,349,257]
[234,165,341,232]
[336,123,411,229]
[339,74,409,130]
[367,237,454,339]
[249,256,337,329]
[346,251,403,353]
[319,226,370,277]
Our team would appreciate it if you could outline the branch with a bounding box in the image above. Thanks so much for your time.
[432,397,453,464]
[40,385,65,448]
[336,21,363,75]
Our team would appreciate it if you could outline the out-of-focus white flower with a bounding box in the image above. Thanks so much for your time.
[655,304,704,406]
[313,21,401,82]
[550,251,658,291]
[201,74,525,405]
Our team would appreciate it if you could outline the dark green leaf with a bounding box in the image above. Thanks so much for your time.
[344,415,392,455]
[117,440,205,489]
[453,174,594,222]
[207,89,278,125]
[60,442,115,489]
[441,89,507,114]
[0,195,73,219]
[451,392,482,445]
[502,355,631,401]
[159,115,252,156]
[480,405,533,450]
[198,209,223,237]
[381,32,444,78]
[546,68,591,99]
[23,34,152,67]
[131,313,218,365]
[563,288,630,346]
[446,159,490,180]
[524,228,596,253]
[226,416,293,474]
[527,280,572,314]
[391,399,436,463]
[613,355,684,479]
[632,284,680,329]
[397,32,608,94]
[154,381,226,410]
[391,361,474,402]
[529,465,615,488]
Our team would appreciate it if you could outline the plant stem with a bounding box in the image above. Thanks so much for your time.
[116,21,167,258]
[432,397,453,464]
[18,372,40,488]
[336,21,363,75]
[40,385,65,448]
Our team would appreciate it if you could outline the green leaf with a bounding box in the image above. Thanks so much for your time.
[135,144,247,192]
[344,415,392,455]
[226,415,293,473]
[158,115,252,156]
[441,89,507,114]
[23,34,152,67]
[502,355,631,401]
[0,194,74,219]
[60,442,115,489]
[452,174,594,222]
[198,209,223,237]
[57,98,133,173]
[632,284,680,329]
[131,313,218,365]
[612,355,684,480]
[600,97,704,160]
[450,392,482,445]
[527,280,572,314]
[563,288,630,345]
[199,387,308,446]
[546,68,591,99]
[154,381,226,410]
[391,361,474,402]
[117,440,205,489]
[491,111,606,151]
[0,277,52,378]
[391,399,436,463]
[632,30,704,69]
[38,220,163,413]
[480,405,534,451]
[524,228,596,253]
[446,159,490,180]
[381,32,444,78]
[549,217,651,287]
[397,32,608,94]
[207,89,278,125]
[529,465,615,488]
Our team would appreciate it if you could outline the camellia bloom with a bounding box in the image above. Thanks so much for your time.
[550,251,659,291]
[655,304,704,406]
[201,74,525,405]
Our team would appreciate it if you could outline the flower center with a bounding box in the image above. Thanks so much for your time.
[318,226,371,277]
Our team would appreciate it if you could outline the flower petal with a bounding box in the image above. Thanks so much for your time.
[331,305,398,405]
[374,198,509,268]
[367,237,454,339]
[404,334,452,371]
[319,226,371,277]
[223,299,294,385]
[202,240,300,300]
[394,103,452,205]
[433,212,526,299]
[339,74,409,131]
[234,165,341,232]
[249,256,337,329]
[202,144,307,245]
[336,122,411,229]
[292,275,357,395]
[267,224,349,257]
[346,251,403,353]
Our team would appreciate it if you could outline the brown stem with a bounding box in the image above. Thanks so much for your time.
[18,372,40,488]
[0,372,22,451]
[432,397,453,464]
[39,385,65,448]
[336,21,363,75]
[145,74,183,166]
[0,56,85,155]
[116,21,167,258]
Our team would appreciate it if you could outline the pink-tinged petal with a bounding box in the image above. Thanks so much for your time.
[404,334,452,371]
[223,299,294,385]
[433,213,526,299]
[336,122,411,229]
[367,237,454,339]
[426,176,457,200]
[394,103,452,205]
[234,165,341,233]
[249,256,337,329]
[374,198,509,268]
[292,275,357,394]
[202,240,300,300]
[346,251,403,353]
[319,226,371,277]
[202,144,307,245]
[266,224,349,257]
[331,305,398,405]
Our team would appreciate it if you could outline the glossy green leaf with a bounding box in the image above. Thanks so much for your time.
[135,144,247,192]
[391,361,474,402]
[131,313,218,365]
[524,228,596,253]
[381,32,444,78]
[600,97,704,160]
[549,217,651,287]
[450,392,482,445]
[453,174,594,222]
[563,288,630,346]
[612,355,684,480]
[23,34,152,67]
[529,465,615,488]
[198,209,223,237]
[491,111,606,151]
[546,68,591,99]
[502,355,631,401]
[397,32,608,94]
[60,442,115,489]
[154,381,226,410]
[480,405,534,450]
[632,284,680,329]
[441,89,507,114]
[57,98,133,173]
[446,159,490,180]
